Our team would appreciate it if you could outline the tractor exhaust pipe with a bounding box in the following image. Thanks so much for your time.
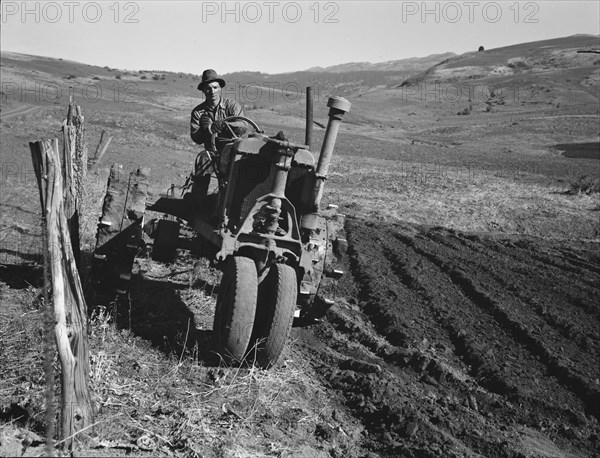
[312,96,351,211]
[305,86,313,150]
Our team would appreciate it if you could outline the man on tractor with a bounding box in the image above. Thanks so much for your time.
[190,69,248,202]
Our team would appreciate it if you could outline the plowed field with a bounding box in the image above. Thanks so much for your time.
[296,217,600,457]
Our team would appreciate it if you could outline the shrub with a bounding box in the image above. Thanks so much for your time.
[478,46,485,52]
[507,59,528,70]
[570,175,600,195]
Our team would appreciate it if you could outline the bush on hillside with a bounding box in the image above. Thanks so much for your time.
[570,175,600,195]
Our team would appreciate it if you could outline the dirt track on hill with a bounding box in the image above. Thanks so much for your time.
[0,105,43,120]
[297,217,600,457]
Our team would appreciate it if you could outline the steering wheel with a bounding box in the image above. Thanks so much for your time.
[219,116,262,139]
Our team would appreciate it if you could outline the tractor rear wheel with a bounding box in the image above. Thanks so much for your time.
[250,263,297,368]
[213,256,258,363]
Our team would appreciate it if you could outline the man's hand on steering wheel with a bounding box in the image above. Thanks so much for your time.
[217,116,262,139]
[210,116,262,141]
[210,119,226,134]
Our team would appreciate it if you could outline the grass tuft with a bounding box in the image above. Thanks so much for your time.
[569,175,600,195]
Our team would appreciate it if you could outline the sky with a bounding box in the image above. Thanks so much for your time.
[1,1,599,75]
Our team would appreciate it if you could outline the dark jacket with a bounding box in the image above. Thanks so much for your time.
[190,97,244,150]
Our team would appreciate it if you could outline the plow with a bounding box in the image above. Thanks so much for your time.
[92,94,351,368]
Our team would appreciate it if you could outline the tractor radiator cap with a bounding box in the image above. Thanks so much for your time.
[327,96,351,113]
[293,149,315,167]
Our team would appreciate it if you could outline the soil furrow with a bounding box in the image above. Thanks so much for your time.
[380,241,516,395]
[306,312,515,457]
[379,231,593,429]
[394,230,600,420]
[555,249,600,275]
[328,218,598,457]
[435,231,599,311]
[421,229,599,376]
[447,266,600,420]
[461,233,600,305]
[345,223,421,348]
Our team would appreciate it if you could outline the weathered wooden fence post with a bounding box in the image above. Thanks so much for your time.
[61,102,88,267]
[30,138,93,452]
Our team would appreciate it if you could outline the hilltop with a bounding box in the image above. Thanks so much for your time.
[305,52,458,73]
[401,34,600,89]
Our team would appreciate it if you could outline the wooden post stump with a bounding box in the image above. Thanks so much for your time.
[92,164,149,298]
[61,103,88,267]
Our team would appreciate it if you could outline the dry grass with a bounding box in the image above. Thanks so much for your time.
[326,155,600,239]
[1,296,355,456]
[0,286,51,457]
[83,304,349,457]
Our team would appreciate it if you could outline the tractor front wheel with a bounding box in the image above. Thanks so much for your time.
[213,256,258,363]
[250,263,297,368]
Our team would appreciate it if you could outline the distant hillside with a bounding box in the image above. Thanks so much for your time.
[2,34,598,117]
[305,52,457,73]
[443,35,599,70]
[0,51,205,101]
[220,53,459,97]
[221,70,410,97]
[222,35,599,97]
[400,34,600,87]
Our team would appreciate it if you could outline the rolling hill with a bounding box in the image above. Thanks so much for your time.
[305,52,458,73]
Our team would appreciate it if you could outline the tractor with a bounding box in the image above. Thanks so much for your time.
[92,94,351,368]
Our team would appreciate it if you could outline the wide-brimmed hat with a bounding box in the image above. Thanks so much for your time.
[197,69,225,90]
